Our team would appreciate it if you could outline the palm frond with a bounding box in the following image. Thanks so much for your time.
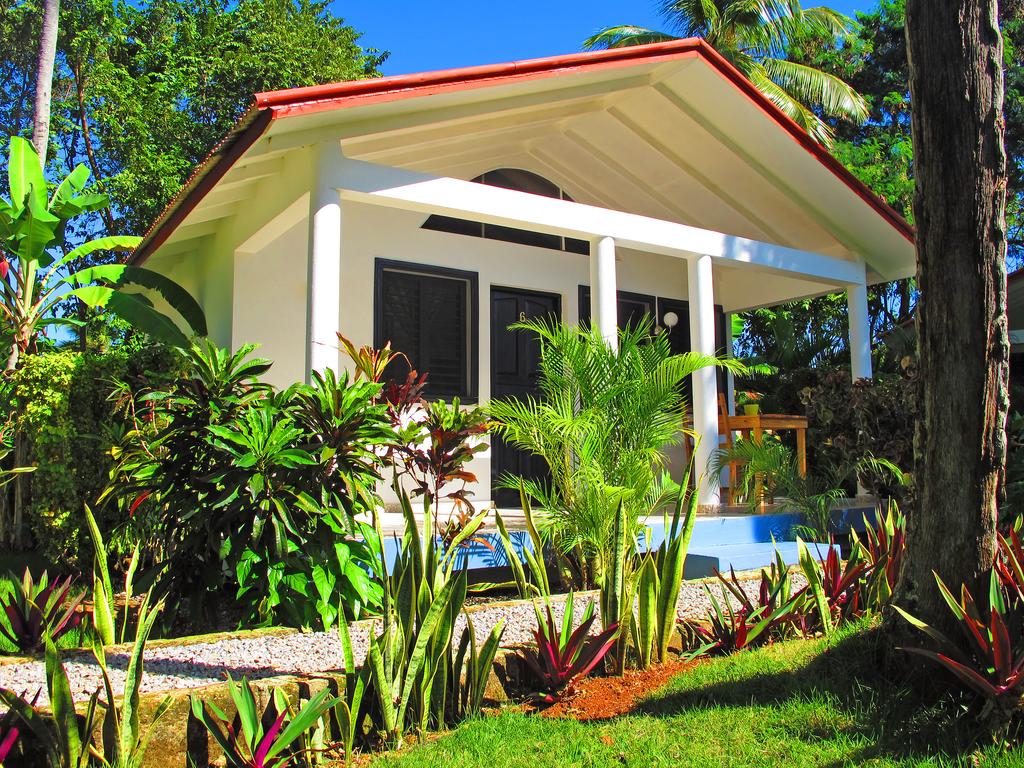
[762,57,868,125]
[583,26,677,49]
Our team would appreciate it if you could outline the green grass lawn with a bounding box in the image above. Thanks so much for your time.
[369,622,1024,768]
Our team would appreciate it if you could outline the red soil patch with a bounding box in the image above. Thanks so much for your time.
[539,657,694,721]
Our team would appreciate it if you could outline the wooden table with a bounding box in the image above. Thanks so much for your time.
[683,411,809,505]
[722,413,809,477]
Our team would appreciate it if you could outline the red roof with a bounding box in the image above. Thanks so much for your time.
[133,39,914,264]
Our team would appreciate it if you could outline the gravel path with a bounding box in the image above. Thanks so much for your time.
[0,573,799,705]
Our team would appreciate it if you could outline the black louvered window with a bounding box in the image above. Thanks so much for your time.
[375,261,478,401]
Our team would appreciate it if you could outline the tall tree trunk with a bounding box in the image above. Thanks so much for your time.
[31,0,60,162]
[890,0,1009,639]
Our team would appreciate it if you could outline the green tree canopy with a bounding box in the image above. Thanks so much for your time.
[1,0,386,239]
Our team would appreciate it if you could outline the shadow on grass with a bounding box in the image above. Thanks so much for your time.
[632,626,988,766]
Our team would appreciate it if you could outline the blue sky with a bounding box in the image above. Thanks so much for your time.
[336,1,878,77]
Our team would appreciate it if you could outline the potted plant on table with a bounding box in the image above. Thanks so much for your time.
[737,391,763,416]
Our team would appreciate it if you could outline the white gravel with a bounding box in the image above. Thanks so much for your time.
[0,573,797,705]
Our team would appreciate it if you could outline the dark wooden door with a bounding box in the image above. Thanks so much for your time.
[490,287,561,507]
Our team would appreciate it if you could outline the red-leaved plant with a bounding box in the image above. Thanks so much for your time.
[190,676,337,768]
[0,690,29,763]
[852,503,906,611]
[520,593,619,703]
[895,525,1024,716]
[0,569,85,653]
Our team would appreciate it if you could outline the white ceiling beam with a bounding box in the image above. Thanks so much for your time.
[606,105,798,248]
[651,82,869,256]
[348,99,609,160]
[334,157,866,286]
[560,126,704,227]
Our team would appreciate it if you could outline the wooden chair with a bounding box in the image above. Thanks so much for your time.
[683,395,741,505]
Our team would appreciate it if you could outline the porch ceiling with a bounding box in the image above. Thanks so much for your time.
[135,40,915,309]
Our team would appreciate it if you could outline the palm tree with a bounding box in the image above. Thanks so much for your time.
[585,0,868,146]
[32,0,60,162]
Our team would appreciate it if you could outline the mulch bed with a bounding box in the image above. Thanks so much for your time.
[536,656,694,721]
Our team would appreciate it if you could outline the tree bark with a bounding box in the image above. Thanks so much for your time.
[890,0,1009,639]
[31,0,60,162]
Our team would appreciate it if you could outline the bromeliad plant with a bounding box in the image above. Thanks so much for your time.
[191,677,337,768]
[797,538,871,635]
[520,592,619,703]
[895,520,1024,717]
[0,692,25,764]
[681,554,804,658]
[895,569,1024,717]
[852,502,907,611]
[0,136,206,372]
[0,568,86,653]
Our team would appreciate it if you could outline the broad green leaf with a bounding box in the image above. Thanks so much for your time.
[8,136,46,214]
[74,263,207,336]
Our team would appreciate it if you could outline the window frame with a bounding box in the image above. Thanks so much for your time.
[373,258,480,403]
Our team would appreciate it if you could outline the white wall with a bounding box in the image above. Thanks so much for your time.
[154,170,726,507]
[233,214,309,389]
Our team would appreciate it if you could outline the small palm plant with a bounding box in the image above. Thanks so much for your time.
[490,317,735,591]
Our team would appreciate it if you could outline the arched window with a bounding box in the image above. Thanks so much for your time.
[422,169,590,255]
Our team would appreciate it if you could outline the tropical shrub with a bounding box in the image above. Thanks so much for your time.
[191,677,336,768]
[0,346,177,561]
[106,341,394,629]
[520,592,619,703]
[798,368,916,504]
[0,568,86,653]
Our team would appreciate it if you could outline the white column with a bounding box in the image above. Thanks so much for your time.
[846,282,873,382]
[307,141,343,379]
[725,312,736,416]
[688,254,721,507]
[590,236,618,350]
[847,279,873,497]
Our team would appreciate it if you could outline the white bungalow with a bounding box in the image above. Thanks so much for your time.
[133,39,916,509]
